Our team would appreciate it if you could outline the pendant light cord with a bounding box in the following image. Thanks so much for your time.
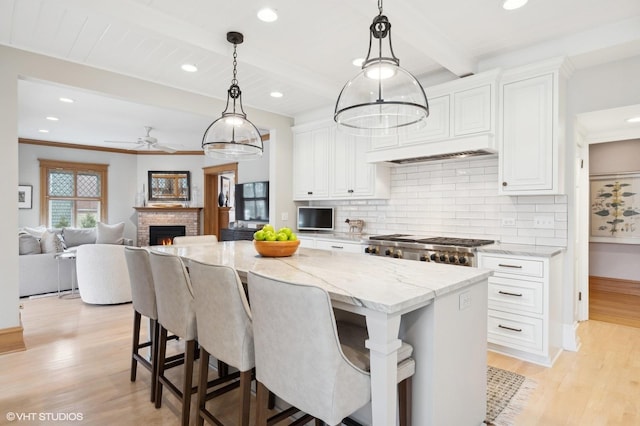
[232,44,238,86]
[378,0,383,15]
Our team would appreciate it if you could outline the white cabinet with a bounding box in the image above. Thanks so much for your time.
[397,95,450,146]
[292,125,331,200]
[499,58,570,195]
[453,84,492,136]
[297,236,316,249]
[315,239,364,254]
[331,131,390,199]
[478,251,563,367]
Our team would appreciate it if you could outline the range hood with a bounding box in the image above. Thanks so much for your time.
[366,134,497,164]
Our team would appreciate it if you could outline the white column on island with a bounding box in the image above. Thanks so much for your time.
[365,312,402,426]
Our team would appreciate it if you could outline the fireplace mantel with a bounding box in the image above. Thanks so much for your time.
[134,207,202,212]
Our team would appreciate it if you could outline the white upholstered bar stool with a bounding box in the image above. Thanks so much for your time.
[248,271,415,426]
[124,246,160,403]
[148,250,198,426]
[173,235,218,245]
[189,260,255,426]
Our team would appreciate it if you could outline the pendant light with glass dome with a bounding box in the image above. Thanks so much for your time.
[202,31,263,159]
[334,0,429,137]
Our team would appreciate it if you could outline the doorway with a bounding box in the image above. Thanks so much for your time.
[203,163,238,238]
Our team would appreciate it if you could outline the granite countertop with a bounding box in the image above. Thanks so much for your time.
[152,240,492,315]
[477,243,565,257]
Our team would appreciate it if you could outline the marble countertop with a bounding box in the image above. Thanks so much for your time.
[477,243,565,257]
[152,240,492,315]
[297,232,370,243]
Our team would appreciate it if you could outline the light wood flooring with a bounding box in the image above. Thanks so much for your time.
[2,295,640,425]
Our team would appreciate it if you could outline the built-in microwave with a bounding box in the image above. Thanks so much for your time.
[297,207,334,231]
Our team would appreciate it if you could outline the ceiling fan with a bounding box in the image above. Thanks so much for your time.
[104,126,178,153]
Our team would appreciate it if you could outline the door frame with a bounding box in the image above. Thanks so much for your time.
[203,163,238,237]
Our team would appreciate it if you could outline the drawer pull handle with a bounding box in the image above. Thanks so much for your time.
[498,290,523,297]
[498,324,522,333]
[498,263,523,269]
[331,245,344,249]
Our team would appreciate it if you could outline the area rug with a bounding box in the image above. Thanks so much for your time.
[486,366,537,425]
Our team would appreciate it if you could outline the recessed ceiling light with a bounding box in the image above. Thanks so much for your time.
[46,116,59,121]
[502,0,528,10]
[181,63,198,73]
[626,116,640,123]
[257,8,278,22]
[270,91,283,98]
[59,97,75,103]
[352,58,365,67]
[39,129,49,133]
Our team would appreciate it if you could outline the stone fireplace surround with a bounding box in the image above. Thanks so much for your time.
[134,207,202,247]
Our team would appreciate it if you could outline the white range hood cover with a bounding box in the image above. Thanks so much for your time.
[366,134,497,164]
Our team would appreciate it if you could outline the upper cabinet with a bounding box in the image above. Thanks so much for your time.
[292,121,390,201]
[499,58,572,195]
[331,131,390,199]
[292,124,331,200]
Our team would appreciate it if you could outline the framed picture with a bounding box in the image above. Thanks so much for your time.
[147,170,191,202]
[590,173,640,244]
[219,176,231,207]
[18,185,32,209]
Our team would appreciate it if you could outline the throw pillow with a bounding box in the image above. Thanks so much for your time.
[21,225,47,239]
[40,230,65,254]
[62,227,97,248]
[19,233,42,255]
[96,222,125,245]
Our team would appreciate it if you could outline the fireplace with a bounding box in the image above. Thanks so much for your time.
[149,225,186,246]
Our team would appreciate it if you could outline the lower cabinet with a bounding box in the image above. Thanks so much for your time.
[478,251,562,367]
[220,228,255,242]
[315,239,364,254]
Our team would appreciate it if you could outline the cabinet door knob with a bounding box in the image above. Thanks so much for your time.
[348,189,354,193]
[307,191,313,195]
[502,182,508,186]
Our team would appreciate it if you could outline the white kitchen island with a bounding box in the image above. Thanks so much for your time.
[152,241,491,426]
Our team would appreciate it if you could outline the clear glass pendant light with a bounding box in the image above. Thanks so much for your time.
[334,0,429,137]
[202,32,263,160]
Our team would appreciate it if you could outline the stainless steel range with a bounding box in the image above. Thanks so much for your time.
[364,234,494,267]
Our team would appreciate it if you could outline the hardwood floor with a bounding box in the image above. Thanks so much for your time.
[2,295,640,425]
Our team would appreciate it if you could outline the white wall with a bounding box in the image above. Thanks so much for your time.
[311,156,568,246]
[1,44,293,334]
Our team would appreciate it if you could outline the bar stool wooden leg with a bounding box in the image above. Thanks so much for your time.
[255,381,270,426]
[398,376,412,426]
[181,339,196,426]
[238,370,252,426]
[196,347,210,426]
[130,311,141,382]
[155,326,168,408]
[149,318,159,403]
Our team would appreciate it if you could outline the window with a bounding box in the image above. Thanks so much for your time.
[39,160,108,228]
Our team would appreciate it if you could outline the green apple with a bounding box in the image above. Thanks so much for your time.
[276,232,288,241]
[253,230,266,241]
[278,227,292,237]
[288,233,297,241]
[265,231,277,241]
[262,224,275,233]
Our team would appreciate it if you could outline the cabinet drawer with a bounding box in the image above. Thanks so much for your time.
[488,276,543,315]
[480,255,544,278]
[297,237,315,249]
[488,310,543,352]
[315,240,364,254]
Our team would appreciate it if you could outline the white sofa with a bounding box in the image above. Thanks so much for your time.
[18,224,132,298]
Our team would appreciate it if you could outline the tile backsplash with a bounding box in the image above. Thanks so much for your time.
[312,156,568,247]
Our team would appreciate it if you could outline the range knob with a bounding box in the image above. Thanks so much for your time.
[419,254,428,262]
[449,254,458,263]
[365,246,378,255]
[430,253,437,261]
[385,249,392,256]
[439,253,447,262]
[458,256,468,265]
[393,250,403,259]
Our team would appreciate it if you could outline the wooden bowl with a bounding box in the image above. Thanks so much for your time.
[253,239,300,257]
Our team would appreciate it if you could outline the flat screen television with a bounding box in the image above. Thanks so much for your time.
[235,181,269,222]
[297,207,334,231]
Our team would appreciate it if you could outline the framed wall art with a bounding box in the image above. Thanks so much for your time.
[590,173,640,244]
[18,185,32,209]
